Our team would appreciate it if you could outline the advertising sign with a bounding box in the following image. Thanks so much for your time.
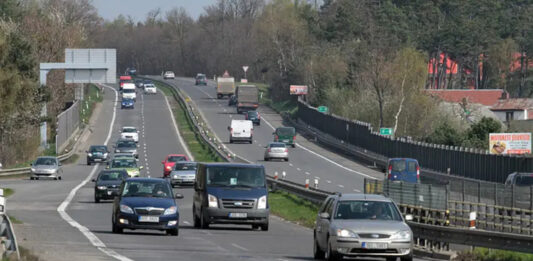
[489,133,531,155]
[290,85,308,95]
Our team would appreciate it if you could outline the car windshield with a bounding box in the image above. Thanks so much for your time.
[123,89,135,93]
[144,80,152,84]
[117,141,136,148]
[122,128,136,133]
[123,99,133,103]
[269,143,286,148]
[111,159,137,168]
[121,181,172,198]
[516,175,533,186]
[90,146,107,152]
[35,158,56,166]
[98,171,126,181]
[206,167,265,188]
[334,200,402,221]
[168,156,186,162]
[276,128,294,136]
[165,71,173,74]
[247,111,258,117]
[175,162,197,170]
[390,160,406,172]
[145,84,155,88]
[197,75,206,80]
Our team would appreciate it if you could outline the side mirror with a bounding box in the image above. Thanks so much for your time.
[405,214,413,221]
[139,166,144,170]
[175,193,184,199]
[91,179,96,182]
[319,212,330,219]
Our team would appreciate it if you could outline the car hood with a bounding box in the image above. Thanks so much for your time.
[170,170,196,176]
[120,197,175,209]
[96,180,122,187]
[207,186,266,200]
[33,165,58,170]
[117,148,136,152]
[332,220,411,234]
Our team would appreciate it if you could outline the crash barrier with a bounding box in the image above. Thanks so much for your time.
[296,99,533,183]
[56,100,80,153]
[153,77,533,254]
[0,190,20,259]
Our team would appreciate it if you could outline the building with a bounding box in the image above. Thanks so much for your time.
[490,98,533,122]
[426,89,506,106]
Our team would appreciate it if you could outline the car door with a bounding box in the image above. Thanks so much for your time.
[318,198,335,248]
[406,160,418,183]
[193,165,205,217]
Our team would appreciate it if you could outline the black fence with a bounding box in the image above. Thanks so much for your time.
[297,100,533,183]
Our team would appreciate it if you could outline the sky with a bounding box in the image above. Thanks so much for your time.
[91,0,216,22]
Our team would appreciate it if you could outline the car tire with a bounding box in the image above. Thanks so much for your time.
[193,207,201,228]
[400,254,413,261]
[264,158,269,161]
[217,94,222,99]
[251,225,259,230]
[200,208,209,229]
[30,177,34,180]
[112,222,123,234]
[95,197,100,203]
[285,158,289,162]
[313,236,325,260]
[292,144,296,148]
[260,223,269,231]
[325,238,340,261]
[249,139,253,144]
[87,160,91,166]
[58,176,62,180]
[167,228,179,236]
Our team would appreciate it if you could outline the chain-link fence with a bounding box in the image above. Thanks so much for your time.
[56,100,80,153]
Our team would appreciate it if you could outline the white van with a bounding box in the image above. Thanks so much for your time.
[122,83,137,101]
[228,120,253,144]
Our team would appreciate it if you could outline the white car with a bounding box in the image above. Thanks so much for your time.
[163,71,175,79]
[228,119,253,144]
[144,83,157,94]
[121,83,137,101]
[120,126,139,143]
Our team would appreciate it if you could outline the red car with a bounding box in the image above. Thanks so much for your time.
[162,154,189,176]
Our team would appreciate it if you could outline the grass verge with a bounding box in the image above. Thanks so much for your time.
[2,188,14,197]
[154,82,222,162]
[3,246,40,261]
[8,215,22,224]
[80,84,103,125]
[455,248,533,261]
[268,190,319,228]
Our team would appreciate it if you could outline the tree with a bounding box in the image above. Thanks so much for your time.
[463,117,502,149]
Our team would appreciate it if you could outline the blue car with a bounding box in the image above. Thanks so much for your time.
[112,178,184,236]
[121,98,134,109]
[387,158,420,183]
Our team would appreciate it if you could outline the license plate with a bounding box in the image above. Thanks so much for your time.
[228,213,247,218]
[138,216,159,223]
[107,191,113,195]
[362,242,388,249]
[94,159,101,162]
[283,140,289,142]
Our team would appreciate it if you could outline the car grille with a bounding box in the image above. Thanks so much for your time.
[351,249,398,254]
[221,199,255,209]
[358,234,390,239]
[134,207,164,215]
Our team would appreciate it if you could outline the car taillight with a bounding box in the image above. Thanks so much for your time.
[253,104,258,107]
[238,103,243,107]
[230,128,233,134]
[388,165,392,179]
[274,135,278,141]
[166,166,172,170]
[285,148,288,152]
[417,165,420,180]
[258,113,261,119]
[268,148,271,152]
[293,136,296,140]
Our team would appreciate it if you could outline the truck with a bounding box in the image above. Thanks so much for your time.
[235,85,259,114]
[216,77,235,99]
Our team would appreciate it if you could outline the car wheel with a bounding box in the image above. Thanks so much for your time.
[400,254,413,261]
[35,177,39,180]
[313,236,325,260]
[325,238,340,261]
[167,228,179,236]
[58,176,62,180]
[54,177,58,180]
[249,139,253,144]
[264,158,269,161]
[217,94,222,99]
[193,207,201,228]
[292,144,296,148]
[285,158,289,162]
[87,160,91,166]
[260,223,269,231]
[30,177,34,180]
[229,139,233,144]
[95,197,100,203]
[112,221,123,234]
[251,225,259,230]
[200,208,209,229]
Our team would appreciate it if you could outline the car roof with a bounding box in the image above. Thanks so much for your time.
[334,193,392,202]
[36,156,58,160]
[511,172,533,176]
[99,169,127,174]
[90,145,106,148]
[168,154,187,157]
[268,142,286,146]
[276,126,295,130]
[389,158,418,161]
[199,162,263,168]
[122,126,136,129]
[125,177,167,183]
[176,161,196,164]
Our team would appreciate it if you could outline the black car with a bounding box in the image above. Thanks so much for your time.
[134,79,143,88]
[86,145,109,165]
[112,178,183,235]
[195,74,207,85]
[245,111,260,125]
[92,170,129,203]
[228,95,237,106]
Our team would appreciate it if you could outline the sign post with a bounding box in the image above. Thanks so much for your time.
[380,128,393,136]
[242,66,249,80]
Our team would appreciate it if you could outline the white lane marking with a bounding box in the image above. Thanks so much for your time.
[231,243,248,251]
[164,95,194,160]
[353,189,361,192]
[260,116,377,180]
[315,176,320,180]
[183,221,190,225]
[305,172,310,175]
[338,185,344,188]
[57,84,133,261]
[229,115,232,118]
[296,168,301,171]
[327,180,331,184]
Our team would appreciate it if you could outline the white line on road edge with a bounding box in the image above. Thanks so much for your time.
[231,243,248,251]
[57,84,133,261]
[164,95,194,161]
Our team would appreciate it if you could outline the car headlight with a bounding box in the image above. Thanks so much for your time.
[103,153,108,157]
[390,230,412,241]
[208,194,218,208]
[336,229,359,238]
[120,204,134,214]
[164,206,177,215]
[166,166,172,170]
[88,153,93,157]
[31,168,36,172]
[173,175,178,179]
[131,170,139,176]
[115,149,121,153]
[257,195,267,209]
[97,186,107,190]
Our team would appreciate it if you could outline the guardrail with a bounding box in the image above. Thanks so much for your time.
[0,189,20,259]
[150,76,533,255]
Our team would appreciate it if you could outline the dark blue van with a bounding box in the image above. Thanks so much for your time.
[387,158,420,183]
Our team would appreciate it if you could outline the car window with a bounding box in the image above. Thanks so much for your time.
[117,141,136,148]
[407,161,417,172]
[90,146,107,152]
[515,175,533,186]
[122,181,172,198]
[168,156,186,162]
[98,171,125,181]
[35,158,56,165]
[175,162,197,170]
[276,128,295,136]
[122,128,137,133]
[334,201,402,221]
[325,199,335,216]
[269,143,286,148]
[319,198,333,213]
[390,160,406,172]
[111,159,137,168]
[206,167,265,188]
[123,89,135,93]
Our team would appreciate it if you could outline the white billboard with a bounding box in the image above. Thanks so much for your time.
[489,133,531,155]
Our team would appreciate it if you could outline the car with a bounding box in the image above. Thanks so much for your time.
[313,194,413,261]
[114,139,138,158]
[92,169,129,203]
[273,127,296,148]
[121,83,137,101]
[127,67,137,76]
[264,142,288,161]
[144,83,157,94]
[30,156,62,180]
[112,178,183,235]
[386,158,420,183]
[163,71,175,79]
[245,111,260,125]
[119,75,133,91]
[121,98,134,109]
[107,156,143,177]
[192,163,269,230]
[120,126,139,143]
[143,79,153,90]
[162,154,189,177]
[228,95,237,106]
[135,79,143,88]
[170,161,197,187]
[86,145,109,165]
[195,74,207,85]
[228,120,253,144]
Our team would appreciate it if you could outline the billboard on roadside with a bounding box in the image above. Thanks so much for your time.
[290,85,308,95]
[489,133,531,155]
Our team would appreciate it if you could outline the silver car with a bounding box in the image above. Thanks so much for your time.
[30,156,62,180]
[314,194,413,261]
[264,142,289,161]
[170,161,197,187]
[114,139,138,158]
